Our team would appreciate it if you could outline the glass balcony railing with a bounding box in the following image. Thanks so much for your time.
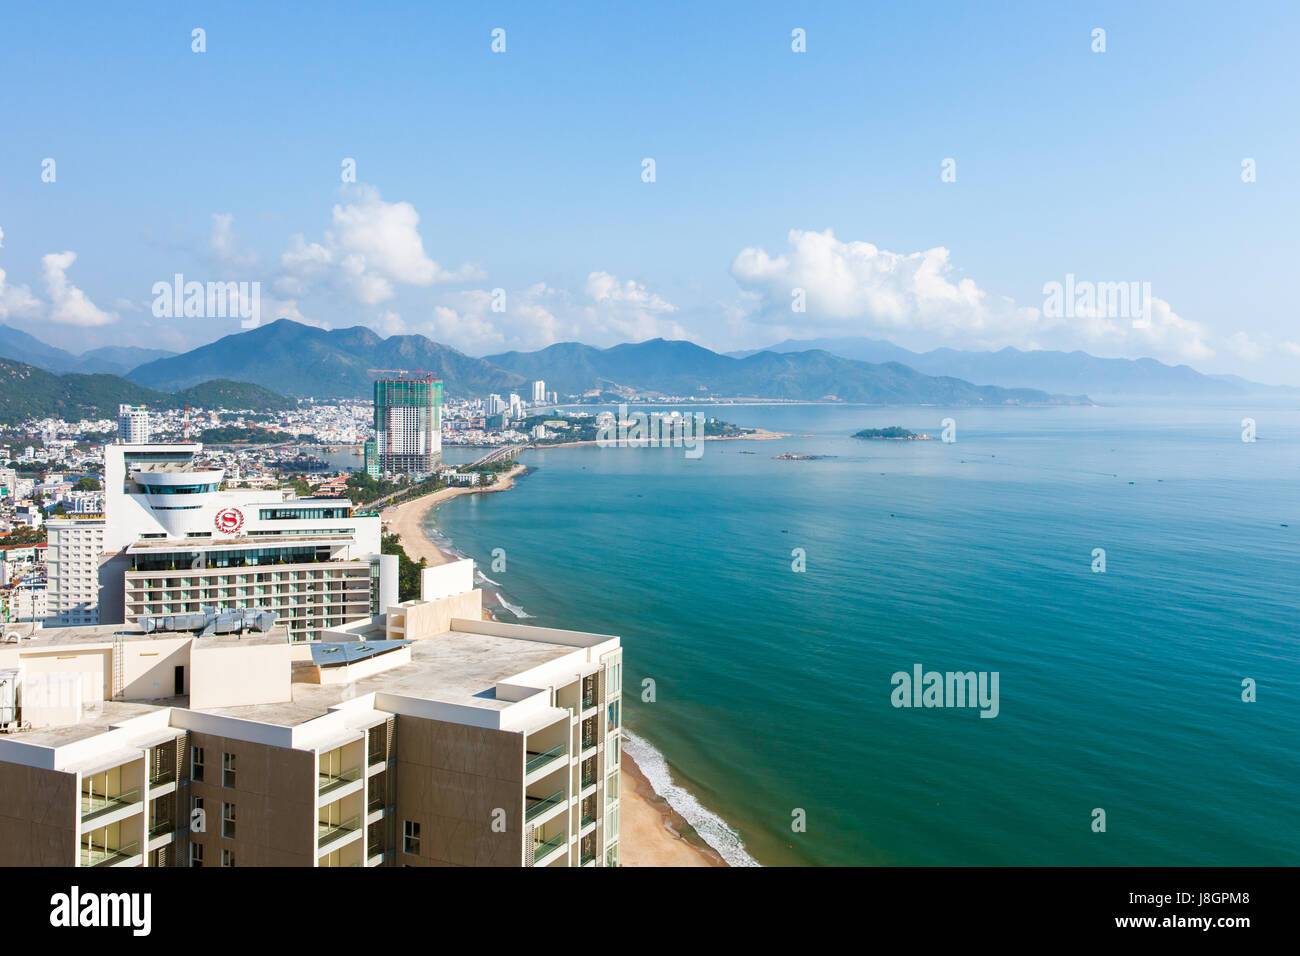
[533,832,566,863]
[318,767,361,796]
[581,735,596,751]
[317,816,361,845]
[148,820,175,840]
[367,749,387,767]
[367,794,386,814]
[580,851,596,866]
[582,693,596,709]
[525,788,565,821]
[580,812,596,827]
[525,743,566,774]
[80,841,140,867]
[150,766,177,786]
[80,789,142,823]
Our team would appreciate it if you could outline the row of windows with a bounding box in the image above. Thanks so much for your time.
[191,748,235,788]
[259,507,352,521]
[141,483,220,495]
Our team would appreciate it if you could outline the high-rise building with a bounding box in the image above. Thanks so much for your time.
[532,380,546,403]
[0,561,624,868]
[487,393,505,415]
[373,375,442,477]
[45,516,105,627]
[118,405,150,445]
[363,439,379,480]
[508,394,522,419]
[41,442,395,641]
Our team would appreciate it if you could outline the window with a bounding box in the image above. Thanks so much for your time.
[221,849,235,867]
[191,747,204,782]
[222,752,236,788]
[403,820,420,855]
[190,843,204,868]
[191,796,205,833]
[607,698,620,730]
[222,802,236,838]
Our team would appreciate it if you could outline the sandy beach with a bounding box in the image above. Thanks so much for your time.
[382,459,727,867]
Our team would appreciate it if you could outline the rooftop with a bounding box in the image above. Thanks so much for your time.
[203,625,589,727]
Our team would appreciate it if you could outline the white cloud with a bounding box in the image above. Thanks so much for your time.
[1282,341,1300,357]
[41,251,116,327]
[209,213,260,269]
[279,185,484,304]
[1225,331,1260,361]
[411,274,686,354]
[729,228,1212,363]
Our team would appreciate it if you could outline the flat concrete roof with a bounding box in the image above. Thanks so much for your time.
[202,627,585,728]
[7,620,291,650]
[13,699,168,748]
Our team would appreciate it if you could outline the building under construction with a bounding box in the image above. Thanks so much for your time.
[372,372,443,477]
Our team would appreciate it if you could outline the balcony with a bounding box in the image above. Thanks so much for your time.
[580,851,596,866]
[81,788,142,823]
[317,815,361,846]
[318,767,361,797]
[367,749,387,767]
[367,794,386,814]
[532,832,566,864]
[580,812,596,828]
[525,743,566,775]
[80,841,140,867]
[150,766,177,787]
[148,820,175,840]
[525,788,565,822]
[581,692,596,710]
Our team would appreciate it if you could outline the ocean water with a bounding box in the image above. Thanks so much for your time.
[430,404,1300,866]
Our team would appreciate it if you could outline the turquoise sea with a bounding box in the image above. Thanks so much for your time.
[433,404,1299,866]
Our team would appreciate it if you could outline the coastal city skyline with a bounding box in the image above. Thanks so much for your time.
[0,2,1292,933]
[3,1,1299,386]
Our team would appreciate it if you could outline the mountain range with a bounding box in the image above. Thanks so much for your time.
[5,318,1283,407]
[0,324,175,376]
[121,320,1079,404]
[727,337,1298,399]
[0,358,295,425]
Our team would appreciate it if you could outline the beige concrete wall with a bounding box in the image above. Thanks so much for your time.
[121,637,191,699]
[390,590,482,641]
[394,714,524,867]
[16,648,109,727]
[419,559,474,601]
[189,643,291,709]
[186,734,316,866]
[0,762,77,865]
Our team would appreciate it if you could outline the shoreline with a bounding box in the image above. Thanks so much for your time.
[382,459,730,867]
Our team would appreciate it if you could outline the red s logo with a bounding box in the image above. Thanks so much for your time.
[214,507,244,534]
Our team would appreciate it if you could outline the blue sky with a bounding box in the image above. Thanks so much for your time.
[1,1,1297,382]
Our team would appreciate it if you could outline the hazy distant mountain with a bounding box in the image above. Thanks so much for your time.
[486,339,1086,405]
[732,336,1296,398]
[0,324,174,376]
[128,319,528,399]
[0,358,293,425]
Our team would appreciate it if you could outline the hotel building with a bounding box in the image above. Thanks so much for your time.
[373,374,442,477]
[0,561,623,868]
[45,443,394,642]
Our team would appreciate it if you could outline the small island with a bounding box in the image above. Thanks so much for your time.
[853,426,931,440]
[773,452,835,461]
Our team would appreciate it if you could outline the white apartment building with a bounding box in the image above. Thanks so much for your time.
[487,393,505,415]
[532,380,546,403]
[118,405,151,445]
[46,517,105,627]
[43,443,395,641]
